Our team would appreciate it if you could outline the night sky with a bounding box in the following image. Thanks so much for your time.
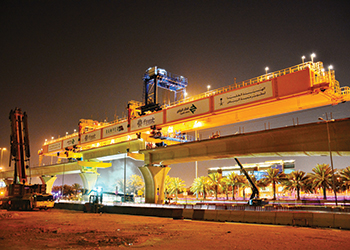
[1,1,350,186]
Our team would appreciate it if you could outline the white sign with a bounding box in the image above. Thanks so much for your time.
[48,142,62,152]
[80,130,101,143]
[102,121,128,138]
[63,136,79,148]
[130,112,163,131]
[166,98,210,122]
[214,81,273,111]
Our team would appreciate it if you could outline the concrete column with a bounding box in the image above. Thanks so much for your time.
[79,172,98,200]
[138,165,171,204]
[39,175,57,194]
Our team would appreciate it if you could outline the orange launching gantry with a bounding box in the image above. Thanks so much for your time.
[39,60,350,164]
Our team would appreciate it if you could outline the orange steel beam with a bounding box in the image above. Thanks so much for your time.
[142,118,350,165]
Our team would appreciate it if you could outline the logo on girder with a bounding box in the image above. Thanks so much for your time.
[189,104,197,114]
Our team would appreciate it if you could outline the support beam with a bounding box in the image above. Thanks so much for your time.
[39,175,57,194]
[139,165,170,204]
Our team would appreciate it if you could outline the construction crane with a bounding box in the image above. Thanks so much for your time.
[0,108,54,210]
[234,158,269,206]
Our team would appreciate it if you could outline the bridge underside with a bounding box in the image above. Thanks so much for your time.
[142,118,350,165]
[0,161,111,195]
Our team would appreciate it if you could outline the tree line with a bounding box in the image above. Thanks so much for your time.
[165,164,350,201]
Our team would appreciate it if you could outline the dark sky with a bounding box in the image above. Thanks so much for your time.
[1,1,350,185]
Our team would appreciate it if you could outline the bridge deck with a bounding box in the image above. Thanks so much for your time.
[142,118,350,165]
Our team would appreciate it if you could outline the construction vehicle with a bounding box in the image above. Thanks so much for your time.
[234,158,269,206]
[0,108,54,210]
[83,188,104,213]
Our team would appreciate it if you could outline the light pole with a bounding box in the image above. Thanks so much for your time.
[207,85,211,92]
[318,117,337,206]
[328,65,333,83]
[0,148,7,168]
[311,53,316,63]
[265,67,269,75]
[302,55,305,64]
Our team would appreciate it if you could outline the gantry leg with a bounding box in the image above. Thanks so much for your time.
[138,165,170,204]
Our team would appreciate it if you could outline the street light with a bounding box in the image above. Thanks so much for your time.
[265,67,269,75]
[318,117,337,206]
[311,53,316,63]
[207,85,211,92]
[302,56,305,64]
[328,65,333,83]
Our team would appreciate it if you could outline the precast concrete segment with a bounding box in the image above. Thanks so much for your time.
[138,165,170,204]
[82,139,145,160]
[142,118,350,165]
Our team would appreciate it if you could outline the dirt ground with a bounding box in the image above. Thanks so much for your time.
[0,209,350,250]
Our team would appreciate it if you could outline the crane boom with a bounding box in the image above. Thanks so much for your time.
[9,108,30,184]
[234,158,268,206]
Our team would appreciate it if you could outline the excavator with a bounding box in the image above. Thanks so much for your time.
[0,108,54,210]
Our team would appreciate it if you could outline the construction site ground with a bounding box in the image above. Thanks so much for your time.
[0,209,349,249]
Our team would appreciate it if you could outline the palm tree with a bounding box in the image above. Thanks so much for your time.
[208,173,222,200]
[236,175,249,200]
[71,183,82,196]
[261,167,285,200]
[220,177,230,200]
[168,177,186,202]
[128,175,144,196]
[225,172,239,200]
[307,164,333,200]
[190,176,209,200]
[164,175,172,200]
[340,166,350,192]
[282,170,308,200]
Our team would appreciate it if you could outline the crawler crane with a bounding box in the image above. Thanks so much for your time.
[0,108,54,210]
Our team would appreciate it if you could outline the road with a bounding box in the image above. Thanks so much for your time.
[0,209,349,249]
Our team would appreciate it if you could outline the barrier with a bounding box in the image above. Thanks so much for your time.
[334,213,350,229]
[216,210,231,222]
[203,210,217,221]
[293,212,313,226]
[258,211,276,224]
[275,212,294,225]
[192,209,205,220]
[54,203,350,229]
[243,211,260,223]
[183,209,194,219]
[55,203,84,211]
[171,209,184,219]
[312,212,334,228]
[229,210,245,222]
